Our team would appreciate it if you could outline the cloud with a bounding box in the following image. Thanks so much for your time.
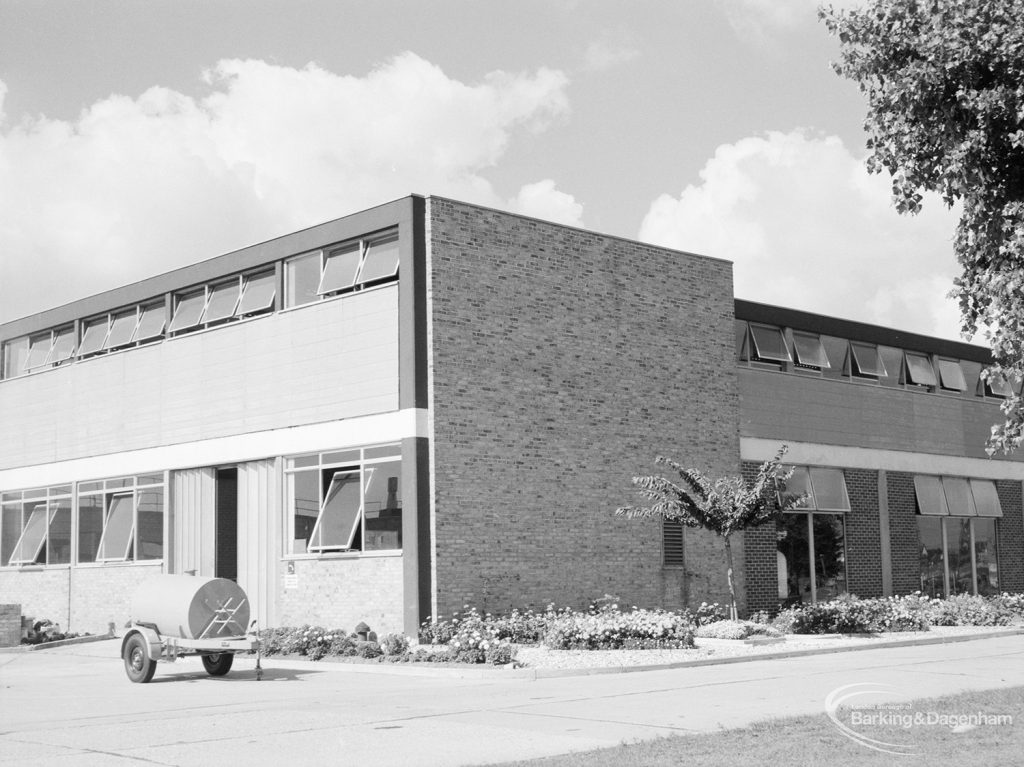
[508,179,584,227]
[715,0,822,45]
[639,130,966,340]
[0,54,571,323]
[582,31,640,72]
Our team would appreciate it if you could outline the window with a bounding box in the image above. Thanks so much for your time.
[77,474,165,563]
[284,229,400,308]
[663,519,684,567]
[984,374,1016,398]
[168,289,207,333]
[24,333,53,371]
[792,332,830,369]
[286,446,402,555]
[237,271,276,316]
[2,336,30,378]
[749,324,791,363]
[850,341,886,378]
[1,486,72,566]
[48,327,76,365]
[78,316,110,356]
[104,309,139,351]
[914,475,1002,596]
[135,302,166,342]
[777,466,849,603]
[937,359,967,392]
[202,281,242,324]
[904,352,937,387]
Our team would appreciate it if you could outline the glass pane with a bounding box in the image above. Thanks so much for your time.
[971,479,1003,517]
[202,281,241,324]
[104,309,139,350]
[777,514,810,603]
[877,346,904,386]
[237,271,276,315]
[97,494,134,561]
[9,502,48,564]
[135,473,164,486]
[290,471,320,554]
[105,477,132,490]
[135,303,166,341]
[947,517,974,595]
[364,460,402,551]
[47,499,72,565]
[735,321,749,360]
[749,325,791,362]
[357,234,400,283]
[808,468,850,511]
[48,327,76,364]
[974,519,999,595]
[322,450,360,466]
[25,333,53,370]
[905,352,937,386]
[779,466,810,509]
[49,485,72,497]
[850,342,886,377]
[136,489,163,560]
[792,332,830,368]
[310,470,361,550]
[942,477,977,516]
[77,495,104,563]
[918,516,945,598]
[986,374,1014,397]
[318,243,362,294]
[364,444,401,460]
[285,252,321,307]
[813,514,847,601]
[286,454,319,470]
[914,475,948,515]
[78,481,103,494]
[938,359,967,391]
[168,289,206,333]
[78,318,109,356]
[3,336,31,378]
[821,336,849,374]
[1,505,20,565]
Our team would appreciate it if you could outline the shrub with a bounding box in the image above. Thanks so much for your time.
[928,594,1013,626]
[379,633,411,656]
[21,619,86,645]
[694,620,781,640]
[542,603,694,650]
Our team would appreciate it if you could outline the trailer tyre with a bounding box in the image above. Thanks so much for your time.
[202,653,234,676]
[124,634,157,683]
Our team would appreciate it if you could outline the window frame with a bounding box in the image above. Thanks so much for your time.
[76,474,166,565]
[284,228,400,309]
[791,331,831,369]
[1,486,73,567]
[748,323,792,364]
[849,341,887,378]
[904,351,937,388]
[285,445,403,557]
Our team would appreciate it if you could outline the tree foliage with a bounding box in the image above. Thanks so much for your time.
[820,0,1024,454]
[616,446,804,618]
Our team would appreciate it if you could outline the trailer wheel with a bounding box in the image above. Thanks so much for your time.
[201,653,234,676]
[124,634,157,683]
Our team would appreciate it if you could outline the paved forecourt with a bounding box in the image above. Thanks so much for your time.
[1,635,1022,766]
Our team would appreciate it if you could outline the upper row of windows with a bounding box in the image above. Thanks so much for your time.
[737,321,1018,399]
[0,230,400,380]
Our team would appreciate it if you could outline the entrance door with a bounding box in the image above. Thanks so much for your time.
[215,468,238,581]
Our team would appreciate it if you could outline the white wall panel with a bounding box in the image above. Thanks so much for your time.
[236,458,280,629]
[172,468,216,577]
[0,287,399,469]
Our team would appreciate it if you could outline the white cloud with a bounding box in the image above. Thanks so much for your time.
[508,179,584,227]
[0,54,571,323]
[639,130,966,340]
[582,31,640,72]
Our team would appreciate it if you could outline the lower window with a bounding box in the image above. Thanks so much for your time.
[286,446,402,555]
[77,475,165,563]
[777,512,847,604]
[917,516,999,597]
[1,486,72,566]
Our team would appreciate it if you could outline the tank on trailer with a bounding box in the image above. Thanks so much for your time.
[129,575,250,639]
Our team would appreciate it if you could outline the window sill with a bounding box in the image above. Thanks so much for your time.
[73,560,164,569]
[283,549,402,562]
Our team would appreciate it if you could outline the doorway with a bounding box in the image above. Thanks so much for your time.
[215,468,238,581]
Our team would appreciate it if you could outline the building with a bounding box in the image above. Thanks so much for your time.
[1,195,1021,637]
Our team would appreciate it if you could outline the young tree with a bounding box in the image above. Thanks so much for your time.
[616,447,803,620]
[820,0,1024,454]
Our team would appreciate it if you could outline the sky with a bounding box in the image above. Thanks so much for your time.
[0,0,967,340]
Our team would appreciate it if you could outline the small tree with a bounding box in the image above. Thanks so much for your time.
[616,447,803,620]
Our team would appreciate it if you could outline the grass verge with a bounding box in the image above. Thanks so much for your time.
[493,686,1024,766]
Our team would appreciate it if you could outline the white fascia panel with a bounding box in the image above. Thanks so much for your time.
[0,408,429,490]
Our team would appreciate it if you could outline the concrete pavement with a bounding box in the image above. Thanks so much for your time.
[1,634,1022,766]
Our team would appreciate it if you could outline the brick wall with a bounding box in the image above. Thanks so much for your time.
[427,199,740,616]
[845,468,883,598]
[888,472,922,595]
[742,461,779,613]
[71,562,163,634]
[0,568,69,630]
[997,480,1024,592]
[277,556,404,636]
[0,604,20,647]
